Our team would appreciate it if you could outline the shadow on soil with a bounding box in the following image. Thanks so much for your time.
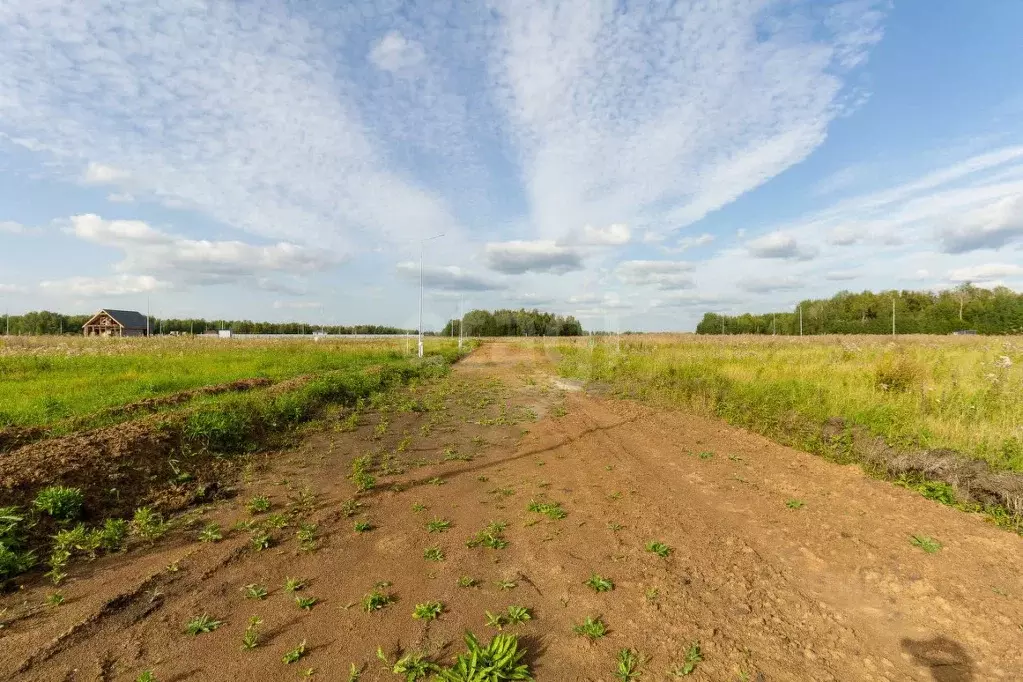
[901,636,975,682]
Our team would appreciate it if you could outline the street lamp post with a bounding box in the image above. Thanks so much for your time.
[418,233,444,358]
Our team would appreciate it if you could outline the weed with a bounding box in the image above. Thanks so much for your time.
[413,600,443,621]
[607,522,624,532]
[348,663,361,681]
[243,583,268,600]
[615,648,644,681]
[295,596,318,610]
[184,613,224,635]
[645,541,672,558]
[282,640,307,664]
[362,589,395,612]
[786,499,805,510]
[697,451,714,460]
[355,520,373,533]
[485,610,506,630]
[428,477,445,486]
[467,521,509,549]
[910,535,942,553]
[247,495,271,514]
[608,492,623,501]
[457,576,478,588]
[605,465,615,471]
[477,476,489,482]
[505,606,532,625]
[45,592,64,606]
[426,518,452,533]
[496,579,517,591]
[262,513,289,530]
[297,522,318,551]
[670,642,703,676]
[242,616,262,650]
[350,456,376,492]
[423,546,445,562]
[136,672,156,682]
[573,616,608,640]
[284,577,307,592]
[526,500,567,520]
[131,507,168,541]
[412,502,427,513]
[644,587,659,604]
[249,530,273,551]
[340,499,363,517]
[585,574,615,593]
[392,652,432,680]
[33,486,84,521]
[198,523,223,543]
[397,435,413,453]
[98,518,129,552]
[433,632,532,681]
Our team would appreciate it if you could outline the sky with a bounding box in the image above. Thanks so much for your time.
[1,0,1022,332]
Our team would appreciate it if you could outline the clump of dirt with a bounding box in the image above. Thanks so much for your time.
[822,417,1023,520]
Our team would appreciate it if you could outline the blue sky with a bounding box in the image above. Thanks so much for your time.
[1,0,1022,332]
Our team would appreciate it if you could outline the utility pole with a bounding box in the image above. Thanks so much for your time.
[418,233,444,358]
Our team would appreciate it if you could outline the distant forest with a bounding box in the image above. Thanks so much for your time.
[441,309,584,337]
[696,285,1023,335]
[0,311,413,336]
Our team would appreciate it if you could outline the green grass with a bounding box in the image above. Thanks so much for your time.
[246,496,271,514]
[910,534,943,553]
[198,522,223,542]
[33,486,84,521]
[467,521,509,549]
[184,613,224,635]
[241,616,262,650]
[526,500,567,520]
[426,518,452,533]
[457,576,478,588]
[295,596,318,610]
[505,605,532,625]
[243,583,268,600]
[282,640,307,664]
[573,615,608,640]
[284,577,307,592]
[413,600,444,621]
[354,520,373,533]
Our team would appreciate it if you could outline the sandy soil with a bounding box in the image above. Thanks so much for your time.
[1,342,1020,681]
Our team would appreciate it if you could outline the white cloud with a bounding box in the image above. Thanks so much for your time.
[0,283,28,294]
[369,31,426,72]
[948,263,1023,283]
[737,275,804,293]
[484,241,583,275]
[559,223,631,246]
[615,260,694,290]
[83,162,130,185]
[67,214,336,282]
[107,192,135,203]
[938,196,1023,253]
[0,220,25,233]
[396,261,505,291]
[505,292,557,306]
[39,274,171,296]
[824,270,860,281]
[272,300,321,310]
[746,232,818,260]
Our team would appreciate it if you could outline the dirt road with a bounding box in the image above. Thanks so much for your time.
[2,342,1020,681]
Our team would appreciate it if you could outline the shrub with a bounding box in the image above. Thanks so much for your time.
[33,486,85,521]
[1,507,35,580]
[873,354,920,393]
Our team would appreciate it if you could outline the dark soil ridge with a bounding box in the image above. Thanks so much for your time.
[0,377,275,453]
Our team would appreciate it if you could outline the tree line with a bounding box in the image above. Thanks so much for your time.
[0,311,414,336]
[441,308,585,337]
[696,284,1023,335]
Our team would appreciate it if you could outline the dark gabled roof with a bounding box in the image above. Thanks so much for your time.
[101,309,149,330]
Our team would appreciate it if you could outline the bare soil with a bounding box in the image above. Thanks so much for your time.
[2,342,1021,681]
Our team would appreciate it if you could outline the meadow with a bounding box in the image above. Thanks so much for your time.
[0,335,451,432]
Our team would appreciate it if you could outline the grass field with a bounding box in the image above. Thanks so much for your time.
[553,334,1023,471]
[0,336,453,431]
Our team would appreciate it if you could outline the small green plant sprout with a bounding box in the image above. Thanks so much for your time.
[243,583,268,600]
[615,648,644,681]
[423,546,445,562]
[585,574,615,593]
[301,667,315,678]
[496,579,517,591]
[45,591,65,607]
[412,502,427,513]
[697,451,714,460]
[605,465,615,472]
[282,640,308,664]
[198,523,223,543]
[426,518,452,533]
[347,663,361,681]
[645,541,672,558]
[136,672,156,682]
[485,610,506,630]
[785,499,805,510]
[249,530,273,551]
[340,499,363,517]
[241,616,262,650]
[573,615,608,640]
[607,522,624,532]
[457,576,478,588]
[184,613,224,635]
[284,577,307,592]
[165,561,181,573]
[262,513,289,530]
[247,495,271,514]
[477,476,489,483]
[526,500,567,520]
[670,642,703,676]
[354,519,373,533]
[33,486,85,521]
[466,520,509,549]
[296,596,318,610]
[435,632,532,681]
[505,606,532,625]
[297,522,318,550]
[131,507,169,541]
[362,589,395,613]
[910,535,943,553]
[412,600,444,621]
[349,456,376,492]
[644,587,659,604]
[428,477,445,486]
[392,652,432,679]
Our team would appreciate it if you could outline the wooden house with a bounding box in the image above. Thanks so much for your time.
[82,309,150,337]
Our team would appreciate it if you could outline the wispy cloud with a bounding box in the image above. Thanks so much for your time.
[82,162,129,185]
[615,260,694,290]
[484,240,583,275]
[396,261,505,291]
[39,274,171,297]
[746,232,818,260]
[0,220,26,234]
[948,263,1023,283]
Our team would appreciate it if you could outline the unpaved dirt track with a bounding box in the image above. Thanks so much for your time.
[2,342,1021,681]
